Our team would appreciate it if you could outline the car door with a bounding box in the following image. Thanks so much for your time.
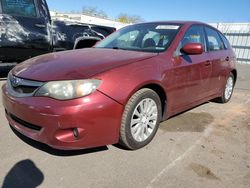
[204,26,229,95]
[170,25,211,111]
[0,0,51,62]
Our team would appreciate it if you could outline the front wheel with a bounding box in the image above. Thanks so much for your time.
[119,88,162,150]
[214,73,235,103]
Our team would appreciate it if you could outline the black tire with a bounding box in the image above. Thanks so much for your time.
[119,88,162,150]
[214,73,235,103]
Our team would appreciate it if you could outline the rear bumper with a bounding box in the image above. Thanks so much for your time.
[2,84,123,150]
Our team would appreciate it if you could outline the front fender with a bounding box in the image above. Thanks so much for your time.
[94,56,167,105]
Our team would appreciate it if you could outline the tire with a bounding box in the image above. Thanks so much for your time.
[214,73,235,103]
[119,88,162,150]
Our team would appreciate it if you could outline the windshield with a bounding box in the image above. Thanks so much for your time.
[96,23,182,53]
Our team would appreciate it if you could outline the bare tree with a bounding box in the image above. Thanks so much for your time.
[81,6,108,19]
[98,10,108,19]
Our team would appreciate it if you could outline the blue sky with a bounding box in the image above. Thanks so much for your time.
[47,0,250,22]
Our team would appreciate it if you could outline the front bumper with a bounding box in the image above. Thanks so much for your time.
[2,84,123,150]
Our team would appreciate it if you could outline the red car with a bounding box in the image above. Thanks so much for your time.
[2,21,237,150]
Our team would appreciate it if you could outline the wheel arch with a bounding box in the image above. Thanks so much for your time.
[138,83,168,121]
[231,69,237,85]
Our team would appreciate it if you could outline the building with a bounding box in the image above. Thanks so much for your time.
[50,11,127,29]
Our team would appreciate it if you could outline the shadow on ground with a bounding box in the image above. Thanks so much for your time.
[2,159,44,188]
[11,126,109,156]
[160,112,214,132]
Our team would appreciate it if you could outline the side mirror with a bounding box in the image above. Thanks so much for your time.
[181,43,204,55]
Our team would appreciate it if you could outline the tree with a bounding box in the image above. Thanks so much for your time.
[81,6,108,19]
[116,13,144,24]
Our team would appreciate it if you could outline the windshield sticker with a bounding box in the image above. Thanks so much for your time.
[156,25,180,30]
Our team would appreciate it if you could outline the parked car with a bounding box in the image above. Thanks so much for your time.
[2,21,237,150]
[52,20,115,51]
[0,0,115,63]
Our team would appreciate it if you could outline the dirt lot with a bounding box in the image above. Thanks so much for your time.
[0,64,250,188]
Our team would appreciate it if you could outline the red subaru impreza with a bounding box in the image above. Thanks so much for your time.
[2,21,237,150]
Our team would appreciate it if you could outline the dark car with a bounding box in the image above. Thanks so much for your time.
[52,20,115,51]
[0,0,115,63]
[2,21,237,150]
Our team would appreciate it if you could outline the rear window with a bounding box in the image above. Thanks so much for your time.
[1,0,37,17]
[205,27,224,51]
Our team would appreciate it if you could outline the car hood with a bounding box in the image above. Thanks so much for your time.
[12,48,158,81]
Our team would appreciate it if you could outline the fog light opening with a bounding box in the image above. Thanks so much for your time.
[72,128,79,139]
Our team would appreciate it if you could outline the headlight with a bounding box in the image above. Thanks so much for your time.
[35,79,101,100]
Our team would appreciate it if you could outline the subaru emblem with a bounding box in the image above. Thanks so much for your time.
[11,76,22,88]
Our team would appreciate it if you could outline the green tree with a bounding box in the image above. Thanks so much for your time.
[117,13,144,23]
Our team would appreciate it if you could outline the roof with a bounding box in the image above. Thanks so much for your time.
[133,20,210,27]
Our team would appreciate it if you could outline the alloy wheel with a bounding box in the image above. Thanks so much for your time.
[130,98,158,142]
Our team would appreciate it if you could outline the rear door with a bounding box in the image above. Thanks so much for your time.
[0,0,51,62]
[204,26,229,95]
[171,25,210,111]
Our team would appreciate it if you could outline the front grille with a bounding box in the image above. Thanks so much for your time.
[12,85,39,94]
[7,73,44,97]
[8,112,42,131]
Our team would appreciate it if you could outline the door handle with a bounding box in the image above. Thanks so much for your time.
[35,24,46,28]
[204,61,212,66]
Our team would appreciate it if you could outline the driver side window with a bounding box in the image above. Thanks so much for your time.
[176,25,206,56]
